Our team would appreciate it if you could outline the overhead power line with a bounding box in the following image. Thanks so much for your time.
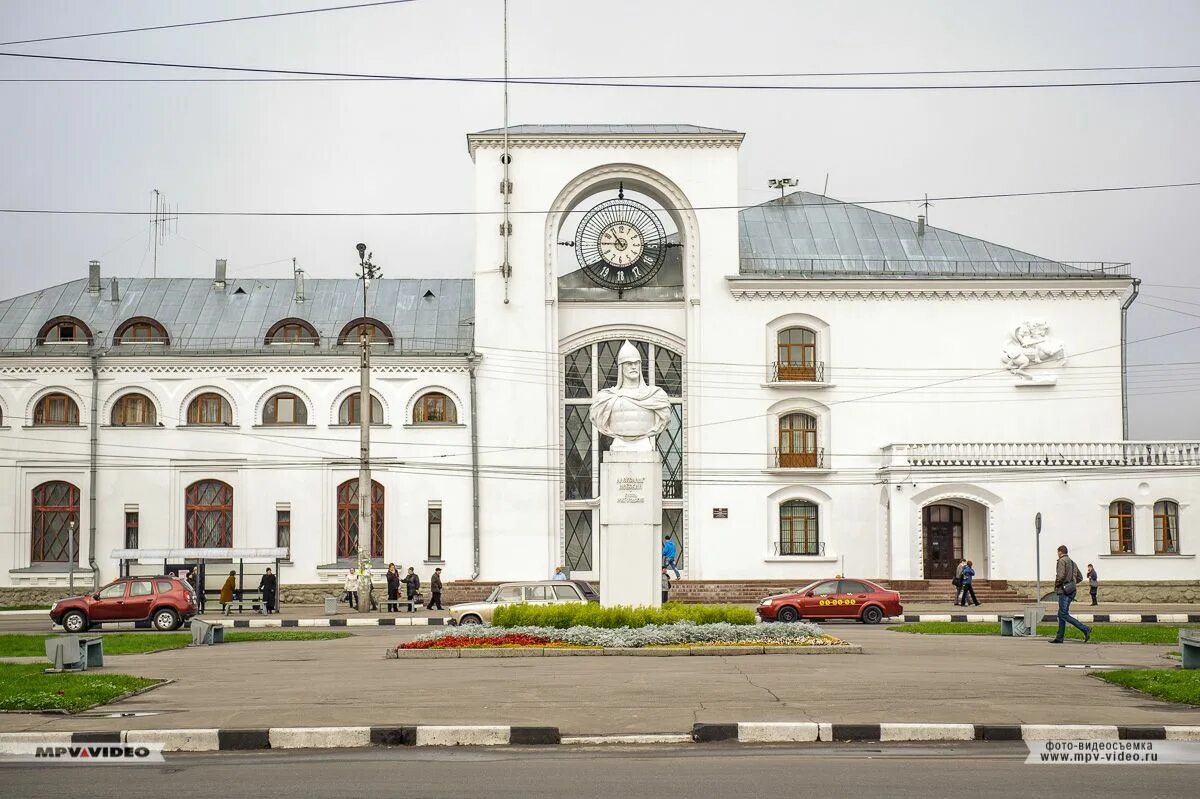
[4,51,1200,91]
[0,1,421,47]
[0,181,1197,218]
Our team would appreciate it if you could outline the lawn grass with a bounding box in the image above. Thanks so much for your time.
[1094,669,1200,705]
[0,630,350,657]
[893,622,1197,645]
[0,663,161,712]
[0,604,51,612]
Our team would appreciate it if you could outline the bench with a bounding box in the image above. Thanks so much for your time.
[190,619,225,646]
[222,598,270,615]
[1181,628,1200,669]
[44,635,104,672]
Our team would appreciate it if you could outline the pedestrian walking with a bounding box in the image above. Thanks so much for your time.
[190,567,205,613]
[404,567,421,609]
[661,568,671,605]
[552,566,568,581]
[428,567,444,610]
[1087,564,1099,606]
[343,569,358,611]
[662,534,681,579]
[219,570,236,614]
[1050,545,1091,644]
[958,560,981,606]
[953,558,967,604]
[258,568,277,615]
[385,563,401,613]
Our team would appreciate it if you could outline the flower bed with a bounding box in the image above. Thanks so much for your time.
[397,621,843,651]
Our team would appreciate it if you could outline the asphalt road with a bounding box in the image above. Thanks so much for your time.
[2,744,1196,799]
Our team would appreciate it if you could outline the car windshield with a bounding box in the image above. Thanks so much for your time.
[793,581,824,594]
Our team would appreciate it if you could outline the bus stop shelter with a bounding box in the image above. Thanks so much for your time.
[111,547,288,611]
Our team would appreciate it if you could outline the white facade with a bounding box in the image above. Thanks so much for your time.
[1,124,1197,591]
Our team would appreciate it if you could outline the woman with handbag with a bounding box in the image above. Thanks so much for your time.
[386,563,402,613]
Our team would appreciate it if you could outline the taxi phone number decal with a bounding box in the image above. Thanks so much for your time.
[817,598,858,606]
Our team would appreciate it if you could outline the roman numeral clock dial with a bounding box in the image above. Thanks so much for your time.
[570,194,669,290]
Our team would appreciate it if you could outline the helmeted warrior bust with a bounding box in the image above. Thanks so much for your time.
[589,340,672,452]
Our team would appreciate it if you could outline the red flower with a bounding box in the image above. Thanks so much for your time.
[397,632,552,650]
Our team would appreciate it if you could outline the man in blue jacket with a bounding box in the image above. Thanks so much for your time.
[662,535,681,579]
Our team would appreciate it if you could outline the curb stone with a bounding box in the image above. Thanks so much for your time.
[893,613,1200,624]
[53,616,449,631]
[3,724,1197,753]
[386,644,863,659]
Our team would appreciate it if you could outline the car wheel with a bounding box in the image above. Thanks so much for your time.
[458,614,483,625]
[861,605,884,625]
[153,608,180,631]
[776,606,800,623]
[62,610,88,633]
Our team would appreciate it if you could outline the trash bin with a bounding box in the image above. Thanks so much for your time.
[1000,616,1015,636]
[324,596,338,615]
[1023,605,1042,637]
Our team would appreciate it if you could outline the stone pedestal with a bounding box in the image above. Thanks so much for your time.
[599,450,663,608]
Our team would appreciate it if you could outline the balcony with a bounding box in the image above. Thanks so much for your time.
[881,442,1200,469]
[773,540,826,557]
[768,361,827,384]
[772,448,826,469]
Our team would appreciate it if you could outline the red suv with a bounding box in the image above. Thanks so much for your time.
[50,576,197,632]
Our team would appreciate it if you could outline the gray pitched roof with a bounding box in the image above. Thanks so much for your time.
[737,192,1128,279]
[0,277,474,354]
[470,124,740,136]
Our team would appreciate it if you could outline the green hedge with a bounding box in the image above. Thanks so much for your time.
[491,602,755,629]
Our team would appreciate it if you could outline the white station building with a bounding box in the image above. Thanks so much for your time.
[1,124,1197,600]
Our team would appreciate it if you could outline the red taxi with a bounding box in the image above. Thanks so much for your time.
[756,578,902,624]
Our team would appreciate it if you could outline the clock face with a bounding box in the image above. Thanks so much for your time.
[574,197,668,290]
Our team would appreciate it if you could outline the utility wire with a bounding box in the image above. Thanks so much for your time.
[0,1,422,47]
[4,51,1200,92]
[0,181,1197,217]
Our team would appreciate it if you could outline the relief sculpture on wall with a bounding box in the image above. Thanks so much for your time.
[1001,320,1067,385]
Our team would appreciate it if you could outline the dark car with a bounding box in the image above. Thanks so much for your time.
[50,576,198,632]
[756,578,903,625]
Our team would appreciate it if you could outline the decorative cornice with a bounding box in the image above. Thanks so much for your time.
[469,133,744,157]
[0,362,471,376]
[729,287,1125,301]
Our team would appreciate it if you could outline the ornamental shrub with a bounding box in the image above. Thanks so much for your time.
[491,602,755,629]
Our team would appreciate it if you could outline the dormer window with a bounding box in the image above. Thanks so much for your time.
[114,317,169,345]
[37,316,93,345]
[265,318,319,345]
[337,318,393,346]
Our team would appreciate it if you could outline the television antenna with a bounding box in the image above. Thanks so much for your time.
[149,189,179,278]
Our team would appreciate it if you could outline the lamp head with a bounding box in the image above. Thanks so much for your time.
[356,243,367,259]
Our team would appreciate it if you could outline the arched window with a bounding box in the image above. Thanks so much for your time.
[187,393,233,425]
[413,392,457,424]
[113,317,169,345]
[263,392,308,425]
[337,317,393,346]
[338,392,383,425]
[336,479,384,559]
[34,393,80,426]
[37,316,93,345]
[1109,500,1134,554]
[776,327,819,381]
[112,393,156,426]
[185,480,233,547]
[777,413,820,468]
[264,318,319,345]
[31,481,80,563]
[1154,500,1180,554]
[779,500,820,556]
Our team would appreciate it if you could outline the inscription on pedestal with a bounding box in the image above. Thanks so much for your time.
[616,476,646,504]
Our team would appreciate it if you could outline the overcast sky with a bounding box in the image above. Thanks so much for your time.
[1,1,1198,437]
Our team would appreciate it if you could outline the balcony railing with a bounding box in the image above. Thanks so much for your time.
[773,448,826,469]
[882,442,1200,468]
[774,540,826,557]
[770,361,826,383]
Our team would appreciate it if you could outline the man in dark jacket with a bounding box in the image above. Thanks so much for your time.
[404,567,421,609]
[1050,545,1090,643]
[258,568,278,615]
[428,567,444,610]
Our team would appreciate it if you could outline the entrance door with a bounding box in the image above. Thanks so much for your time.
[923,504,963,579]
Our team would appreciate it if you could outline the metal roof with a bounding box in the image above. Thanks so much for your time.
[737,192,1129,279]
[470,124,740,136]
[0,277,475,354]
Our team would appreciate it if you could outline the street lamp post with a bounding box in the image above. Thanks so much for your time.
[67,518,77,594]
[356,243,381,614]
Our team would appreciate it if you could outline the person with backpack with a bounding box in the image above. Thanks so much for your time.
[952,558,967,604]
[1087,564,1099,606]
[1050,545,1091,644]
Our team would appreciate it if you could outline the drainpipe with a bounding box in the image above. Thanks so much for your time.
[1120,277,1141,440]
[88,347,100,588]
[468,353,481,580]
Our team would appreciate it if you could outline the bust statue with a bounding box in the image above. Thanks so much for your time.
[589,340,672,452]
